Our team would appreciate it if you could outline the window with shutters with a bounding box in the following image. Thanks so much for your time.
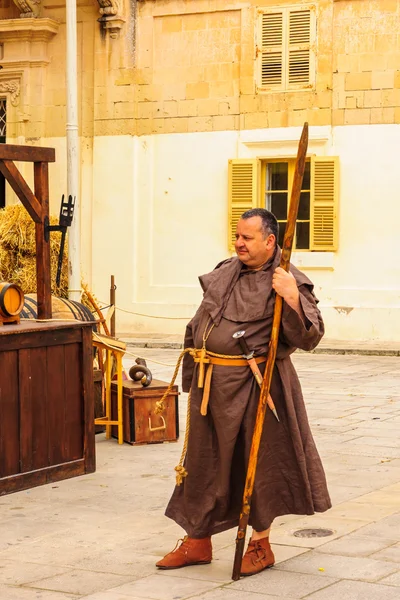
[257,5,316,93]
[264,160,311,249]
[228,156,338,252]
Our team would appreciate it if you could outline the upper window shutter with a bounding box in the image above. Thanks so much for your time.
[288,8,313,88]
[310,157,339,251]
[228,159,260,251]
[259,11,284,90]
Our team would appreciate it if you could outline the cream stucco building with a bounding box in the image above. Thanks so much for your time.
[2,0,400,340]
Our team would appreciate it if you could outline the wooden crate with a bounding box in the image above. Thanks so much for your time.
[0,321,95,496]
[111,379,179,445]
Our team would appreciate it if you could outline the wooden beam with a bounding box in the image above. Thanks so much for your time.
[0,144,55,163]
[0,160,42,223]
[34,162,52,320]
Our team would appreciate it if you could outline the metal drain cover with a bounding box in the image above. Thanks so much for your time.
[293,528,334,538]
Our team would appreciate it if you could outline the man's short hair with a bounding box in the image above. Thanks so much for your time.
[241,208,279,242]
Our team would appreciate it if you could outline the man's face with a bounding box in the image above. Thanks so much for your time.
[235,216,276,268]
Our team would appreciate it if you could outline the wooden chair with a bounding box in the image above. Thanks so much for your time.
[92,333,126,444]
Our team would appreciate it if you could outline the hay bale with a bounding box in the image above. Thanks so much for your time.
[0,244,14,280]
[0,204,37,254]
[0,204,69,296]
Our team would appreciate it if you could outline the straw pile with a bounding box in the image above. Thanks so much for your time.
[0,204,69,296]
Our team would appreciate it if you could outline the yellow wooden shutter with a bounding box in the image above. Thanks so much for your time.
[228,159,260,251]
[310,157,339,251]
[258,11,284,90]
[288,8,313,88]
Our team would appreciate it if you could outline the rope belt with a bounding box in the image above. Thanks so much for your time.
[154,347,266,486]
[196,354,267,367]
[192,349,267,417]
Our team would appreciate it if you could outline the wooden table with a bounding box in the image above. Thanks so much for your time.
[0,320,95,496]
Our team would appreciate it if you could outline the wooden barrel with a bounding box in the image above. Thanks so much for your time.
[21,294,94,322]
[0,282,25,318]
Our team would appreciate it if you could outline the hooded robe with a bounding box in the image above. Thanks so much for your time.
[165,249,331,538]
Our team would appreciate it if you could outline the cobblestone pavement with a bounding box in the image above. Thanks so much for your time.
[0,350,399,600]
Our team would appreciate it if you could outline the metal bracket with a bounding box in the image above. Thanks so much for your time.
[44,194,75,242]
[44,194,75,287]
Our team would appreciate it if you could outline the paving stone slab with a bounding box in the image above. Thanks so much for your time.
[192,588,297,600]
[230,569,337,598]
[65,549,158,577]
[24,571,134,596]
[325,501,400,522]
[378,571,400,586]
[107,573,220,599]
[303,579,400,600]
[327,485,374,505]
[276,550,398,582]
[0,560,71,586]
[158,559,233,583]
[315,535,396,558]
[352,514,400,541]
[371,543,400,563]
[0,585,81,599]
[83,594,149,600]
[351,489,400,508]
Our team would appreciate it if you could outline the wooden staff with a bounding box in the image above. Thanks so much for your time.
[232,122,309,581]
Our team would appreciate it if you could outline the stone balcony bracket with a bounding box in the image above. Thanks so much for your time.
[97,0,125,38]
[98,15,125,39]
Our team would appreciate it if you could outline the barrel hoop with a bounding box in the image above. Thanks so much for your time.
[0,283,13,317]
[70,299,87,321]
[21,297,38,319]
[59,297,79,320]
[71,300,94,322]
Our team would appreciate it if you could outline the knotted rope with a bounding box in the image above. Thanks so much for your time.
[154,347,243,486]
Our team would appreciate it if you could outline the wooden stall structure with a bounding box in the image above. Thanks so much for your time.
[0,145,95,495]
[0,144,54,318]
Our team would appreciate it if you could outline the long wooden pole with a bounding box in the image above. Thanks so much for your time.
[232,122,309,581]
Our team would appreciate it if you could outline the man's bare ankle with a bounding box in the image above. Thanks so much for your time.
[251,528,271,541]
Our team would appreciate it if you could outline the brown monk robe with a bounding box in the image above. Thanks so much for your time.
[157,209,331,576]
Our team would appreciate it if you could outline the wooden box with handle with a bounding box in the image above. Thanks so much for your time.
[111,379,179,445]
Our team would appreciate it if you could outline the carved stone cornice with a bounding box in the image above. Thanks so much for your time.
[12,0,41,19]
[0,18,59,44]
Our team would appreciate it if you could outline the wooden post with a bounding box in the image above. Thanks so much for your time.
[110,275,116,337]
[34,162,52,319]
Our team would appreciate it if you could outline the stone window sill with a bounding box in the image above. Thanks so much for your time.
[292,252,334,271]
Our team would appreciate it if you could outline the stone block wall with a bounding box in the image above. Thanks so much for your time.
[134,0,400,134]
[332,0,400,126]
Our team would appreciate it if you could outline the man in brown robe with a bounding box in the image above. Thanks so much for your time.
[156,208,331,576]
